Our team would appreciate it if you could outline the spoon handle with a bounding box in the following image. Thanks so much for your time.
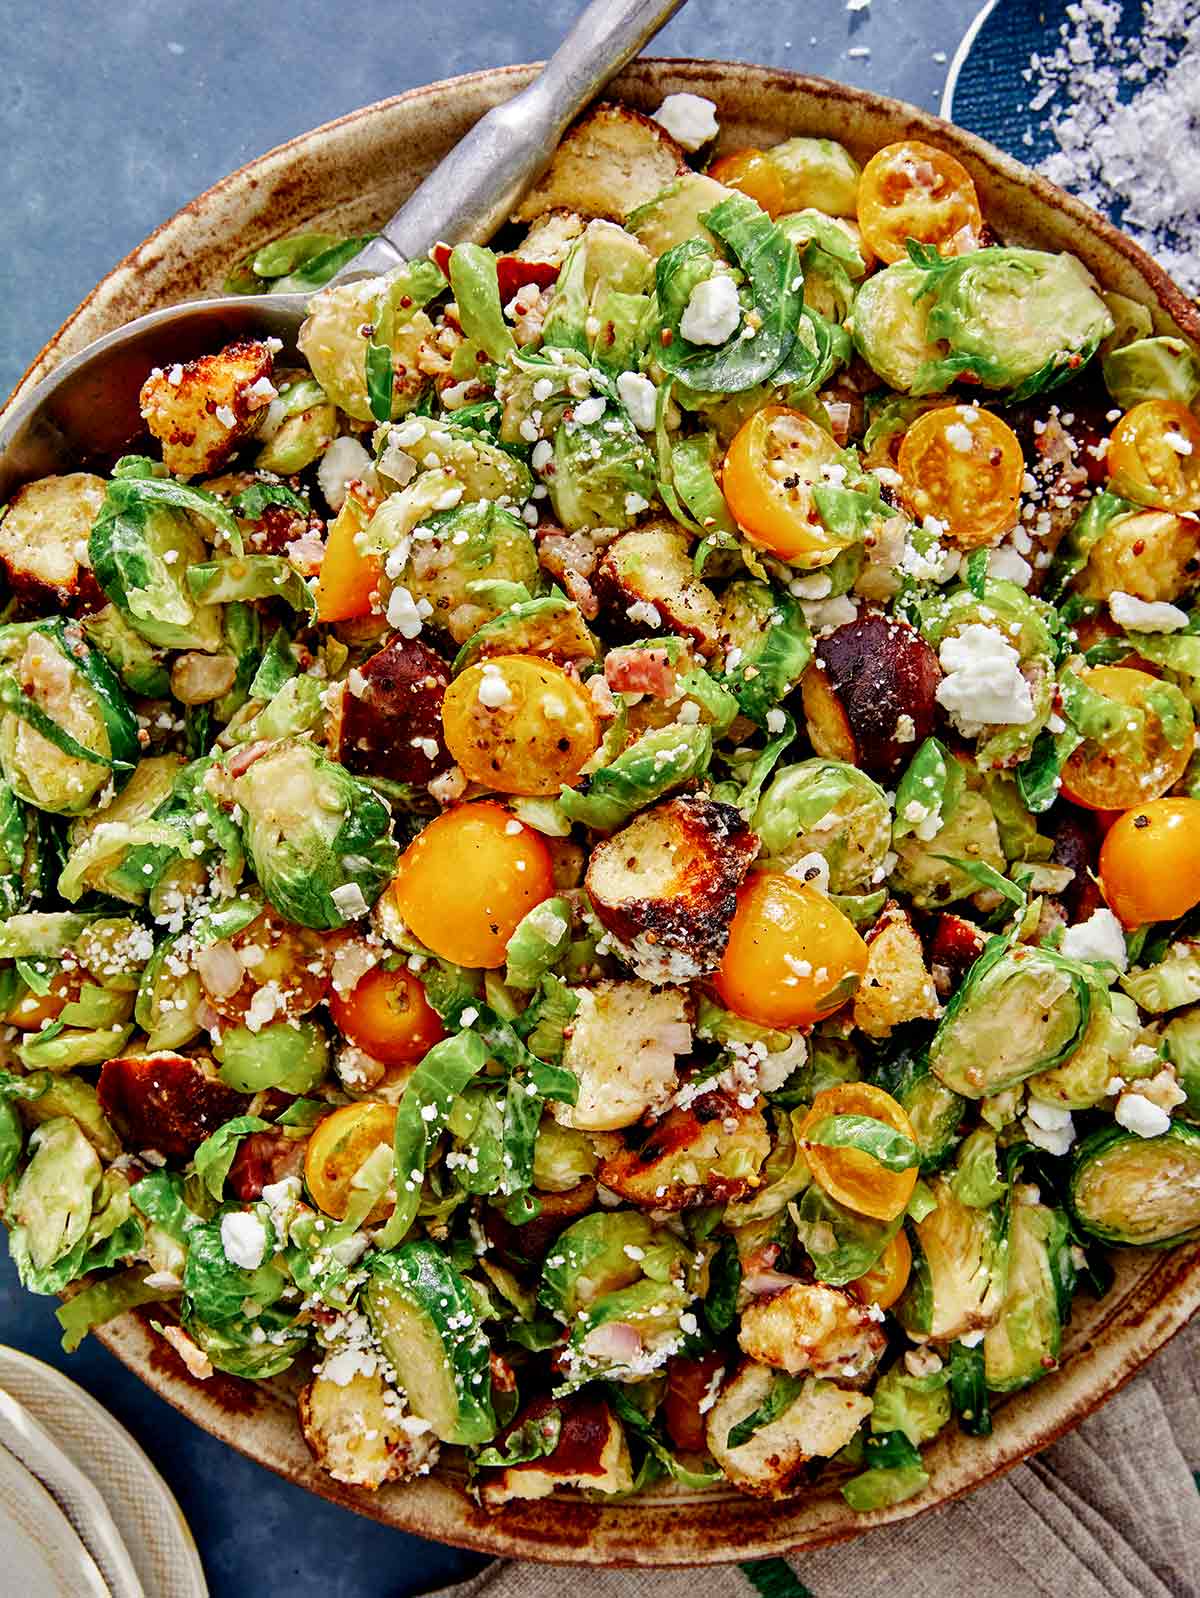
[343,0,687,275]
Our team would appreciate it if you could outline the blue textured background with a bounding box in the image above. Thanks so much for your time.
[1,1,981,1592]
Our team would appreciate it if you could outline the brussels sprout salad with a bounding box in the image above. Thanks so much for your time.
[3,94,1200,1513]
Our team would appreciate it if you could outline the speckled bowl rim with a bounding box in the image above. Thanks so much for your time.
[4,57,1198,1568]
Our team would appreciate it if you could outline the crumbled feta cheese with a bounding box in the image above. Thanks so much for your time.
[573,396,606,426]
[331,882,370,920]
[626,600,662,628]
[214,404,238,430]
[1115,1091,1171,1139]
[945,421,974,452]
[936,624,1034,737]
[800,593,858,632]
[988,544,1033,588]
[615,371,658,431]
[1060,908,1128,971]
[680,274,741,345]
[531,439,553,471]
[765,707,787,734]
[789,572,832,600]
[1109,591,1190,633]
[385,585,432,638]
[652,93,719,150]
[478,664,513,708]
[220,1210,267,1271]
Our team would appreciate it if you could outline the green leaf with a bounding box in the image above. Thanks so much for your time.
[376,1032,489,1249]
[726,1371,807,1449]
[365,341,394,423]
[932,853,1027,911]
[449,244,516,364]
[948,1340,992,1436]
[193,1116,270,1203]
[656,194,804,393]
[473,1408,561,1469]
[805,1113,920,1172]
[703,1234,742,1334]
[56,1267,170,1352]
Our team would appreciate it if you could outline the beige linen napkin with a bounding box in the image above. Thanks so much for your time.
[438,1319,1199,1598]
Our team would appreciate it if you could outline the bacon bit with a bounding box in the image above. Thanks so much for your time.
[285,529,326,577]
[227,739,274,778]
[605,645,678,698]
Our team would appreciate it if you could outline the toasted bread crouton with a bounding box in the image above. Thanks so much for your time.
[299,1363,439,1489]
[510,209,586,265]
[803,614,943,779]
[139,340,275,478]
[554,980,691,1132]
[478,1394,632,1509]
[327,635,453,786]
[597,525,722,654]
[0,473,105,609]
[586,795,759,982]
[599,1090,770,1210]
[852,902,940,1040]
[513,103,685,224]
[738,1283,887,1382]
[705,1361,872,1499]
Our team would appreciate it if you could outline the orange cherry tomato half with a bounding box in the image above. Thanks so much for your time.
[442,655,599,796]
[711,871,868,1029]
[848,1227,913,1311]
[390,800,556,968]
[314,491,381,623]
[722,406,854,568]
[4,966,83,1032]
[897,404,1024,548]
[304,1101,397,1222]
[1059,665,1194,811]
[1099,797,1200,928]
[1107,400,1200,514]
[856,140,983,265]
[800,1082,919,1222]
[328,963,445,1067]
[708,148,787,217]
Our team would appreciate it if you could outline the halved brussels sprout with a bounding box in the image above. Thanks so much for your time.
[1027,989,1141,1109]
[453,594,596,674]
[547,388,657,533]
[718,581,812,725]
[910,246,1114,399]
[375,415,533,504]
[386,500,540,646]
[9,1117,100,1273]
[81,604,171,699]
[213,1019,330,1094]
[793,1181,902,1286]
[930,943,1092,1098]
[872,1043,965,1172]
[558,723,712,833]
[1164,1009,1200,1120]
[531,1120,598,1192]
[134,935,204,1052]
[851,263,946,393]
[768,137,861,216]
[1101,336,1200,411]
[627,172,734,256]
[983,1196,1075,1393]
[297,264,444,421]
[753,759,892,894]
[222,739,398,930]
[1070,1122,1200,1247]
[539,1211,662,1320]
[0,622,139,815]
[1121,943,1200,1015]
[870,1362,951,1446]
[889,791,1006,910]
[540,220,653,359]
[255,375,338,474]
[63,754,185,903]
[897,1173,1007,1342]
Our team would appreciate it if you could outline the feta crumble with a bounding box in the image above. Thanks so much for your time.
[680,274,741,345]
[652,93,720,151]
[1109,591,1190,633]
[936,624,1034,737]
[220,1210,267,1271]
[1060,908,1128,972]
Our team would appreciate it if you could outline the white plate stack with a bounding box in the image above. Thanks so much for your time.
[0,1346,208,1598]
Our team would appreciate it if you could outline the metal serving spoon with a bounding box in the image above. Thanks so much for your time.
[0,0,686,501]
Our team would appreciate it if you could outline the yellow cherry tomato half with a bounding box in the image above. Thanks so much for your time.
[328,963,445,1068]
[856,140,983,265]
[1099,797,1200,928]
[848,1227,913,1310]
[1107,400,1200,514]
[897,404,1025,548]
[442,655,599,797]
[710,871,868,1029]
[304,1101,397,1222]
[722,406,853,568]
[800,1082,919,1222]
[390,800,556,968]
[1059,665,1194,812]
[708,148,787,217]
